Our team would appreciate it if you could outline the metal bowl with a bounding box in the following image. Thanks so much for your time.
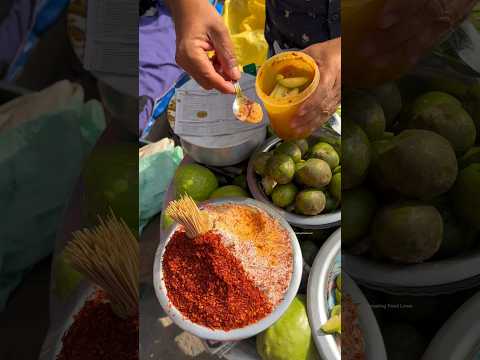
[343,249,480,295]
[247,123,341,229]
[153,197,303,341]
[180,126,266,167]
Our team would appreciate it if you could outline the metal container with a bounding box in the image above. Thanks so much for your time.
[343,249,480,295]
[307,229,387,360]
[180,126,266,167]
[422,290,480,360]
[246,123,341,229]
[153,197,303,341]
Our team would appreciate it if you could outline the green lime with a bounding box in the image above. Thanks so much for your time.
[271,183,298,208]
[329,173,341,201]
[253,152,273,176]
[174,164,218,201]
[209,185,248,199]
[266,153,296,184]
[275,141,302,162]
[310,142,340,169]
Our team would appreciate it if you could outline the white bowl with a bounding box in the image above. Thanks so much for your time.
[153,197,303,341]
[307,229,387,360]
[422,290,480,360]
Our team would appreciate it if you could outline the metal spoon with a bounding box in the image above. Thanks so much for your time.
[232,81,263,124]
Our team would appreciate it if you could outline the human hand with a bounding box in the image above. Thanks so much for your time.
[168,0,240,94]
[360,0,478,69]
[291,38,341,137]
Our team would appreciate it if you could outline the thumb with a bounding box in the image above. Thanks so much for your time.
[209,23,241,81]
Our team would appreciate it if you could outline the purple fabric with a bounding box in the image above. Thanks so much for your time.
[0,0,36,73]
[139,2,184,131]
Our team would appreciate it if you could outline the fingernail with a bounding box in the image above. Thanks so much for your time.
[378,12,398,28]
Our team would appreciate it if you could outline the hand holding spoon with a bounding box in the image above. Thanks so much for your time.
[232,81,264,124]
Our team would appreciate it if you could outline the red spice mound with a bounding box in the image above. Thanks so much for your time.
[162,230,273,330]
[57,291,138,360]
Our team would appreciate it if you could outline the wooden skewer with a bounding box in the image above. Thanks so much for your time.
[165,195,211,238]
[64,210,139,319]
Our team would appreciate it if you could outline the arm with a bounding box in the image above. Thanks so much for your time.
[164,0,240,94]
[291,37,341,136]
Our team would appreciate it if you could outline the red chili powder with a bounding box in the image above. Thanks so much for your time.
[162,230,273,330]
[57,290,138,360]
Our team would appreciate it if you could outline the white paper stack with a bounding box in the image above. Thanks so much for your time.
[84,0,138,76]
[174,76,267,138]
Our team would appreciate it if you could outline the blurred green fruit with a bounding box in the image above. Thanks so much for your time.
[210,185,248,199]
[295,189,326,216]
[310,142,340,169]
[266,153,296,184]
[253,152,273,176]
[452,163,480,229]
[295,158,332,189]
[372,202,443,263]
[275,141,302,163]
[272,183,298,208]
[343,122,371,190]
[342,187,377,247]
[174,163,218,201]
[257,296,319,360]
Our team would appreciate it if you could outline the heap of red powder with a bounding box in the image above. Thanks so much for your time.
[57,291,138,360]
[162,230,273,330]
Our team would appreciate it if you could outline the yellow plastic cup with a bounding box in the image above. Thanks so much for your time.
[256,51,320,140]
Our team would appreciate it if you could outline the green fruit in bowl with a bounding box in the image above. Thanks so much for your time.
[342,187,377,247]
[271,183,298,208]
[257,295,319,360]
[295,158,332,189]
[403,92,476,154]
[253,152,273,176]
[343,89,386,140]
[369,81,402,128]
[309,142,340,169]
[452,163,480,229]
[209,185,248,199]
[295,189,326,216]
[325,192,340,212]
[174,163,218,201]
[459,147,480,169]
[343,121,371,190]
[372,202,443,263]
[266,153,296,184]
[294,139,309,157]
[275,141,302,162]
[329,173,341,201]
[261,176,277,196]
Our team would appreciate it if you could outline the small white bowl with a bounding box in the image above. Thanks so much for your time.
[153,197,303,341]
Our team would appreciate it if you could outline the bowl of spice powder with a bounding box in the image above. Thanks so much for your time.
[154,197,303,341]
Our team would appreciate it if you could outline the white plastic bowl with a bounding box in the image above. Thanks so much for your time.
[422,290,480,360]
[153,197,303,341]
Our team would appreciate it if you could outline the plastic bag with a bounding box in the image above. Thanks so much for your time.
[223,0,268,68]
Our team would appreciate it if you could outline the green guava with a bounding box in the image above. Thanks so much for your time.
[257,296,319,360]
[451,163,480,229]
[369,81,403,128]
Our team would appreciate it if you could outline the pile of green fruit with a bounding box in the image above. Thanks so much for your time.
[343,80,480,264]
[252,136,341,216]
